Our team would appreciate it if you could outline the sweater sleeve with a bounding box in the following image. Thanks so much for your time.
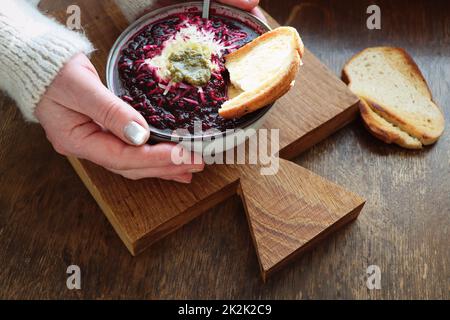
[0,0,94,122]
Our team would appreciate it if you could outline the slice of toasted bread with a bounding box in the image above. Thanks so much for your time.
[219,27,304,119]
[343,47,445,148]
[359,98,422,149]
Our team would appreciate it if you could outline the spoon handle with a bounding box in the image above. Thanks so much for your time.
[202,0,211,19]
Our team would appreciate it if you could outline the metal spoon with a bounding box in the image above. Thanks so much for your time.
[202,0,211,19]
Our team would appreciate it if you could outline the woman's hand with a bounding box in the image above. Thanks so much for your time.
[141,1,265,20]
[35,1,263,183]
[218,0,265,20]
[35,54,204,183]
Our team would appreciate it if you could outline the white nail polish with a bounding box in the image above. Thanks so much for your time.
[173,178,191,184]
[124,121,148,145]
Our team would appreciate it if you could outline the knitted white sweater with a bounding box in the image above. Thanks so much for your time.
[0,0,93,121]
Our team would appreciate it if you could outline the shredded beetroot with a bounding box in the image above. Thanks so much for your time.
[118,13,260,133]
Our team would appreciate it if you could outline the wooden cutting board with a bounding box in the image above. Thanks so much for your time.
[45,0,365,280]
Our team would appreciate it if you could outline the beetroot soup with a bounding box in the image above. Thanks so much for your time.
[118,13,260,134]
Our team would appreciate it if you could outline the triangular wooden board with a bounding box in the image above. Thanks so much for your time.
[237,160,364,280]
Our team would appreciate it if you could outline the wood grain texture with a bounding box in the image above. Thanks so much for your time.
[237,160,364,280]
[0,0,449,299]
[62,0,362,273]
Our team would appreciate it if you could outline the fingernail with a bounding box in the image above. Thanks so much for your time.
[124,121,148,145]
[173,177,191,184]
[189,168,203,173]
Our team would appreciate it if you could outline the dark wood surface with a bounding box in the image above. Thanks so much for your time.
[0,0,448,299]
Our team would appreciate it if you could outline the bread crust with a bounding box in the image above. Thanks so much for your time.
[343,46,445,147]
[359,98,422,149]
[219,27,304,119]
[225,27,304,63]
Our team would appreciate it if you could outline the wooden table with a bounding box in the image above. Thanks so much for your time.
[0,0,448,299]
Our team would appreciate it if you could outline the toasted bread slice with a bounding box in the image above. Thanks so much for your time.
[343,47,445,148]
[219,27,304,119]
[359,98,422,149]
